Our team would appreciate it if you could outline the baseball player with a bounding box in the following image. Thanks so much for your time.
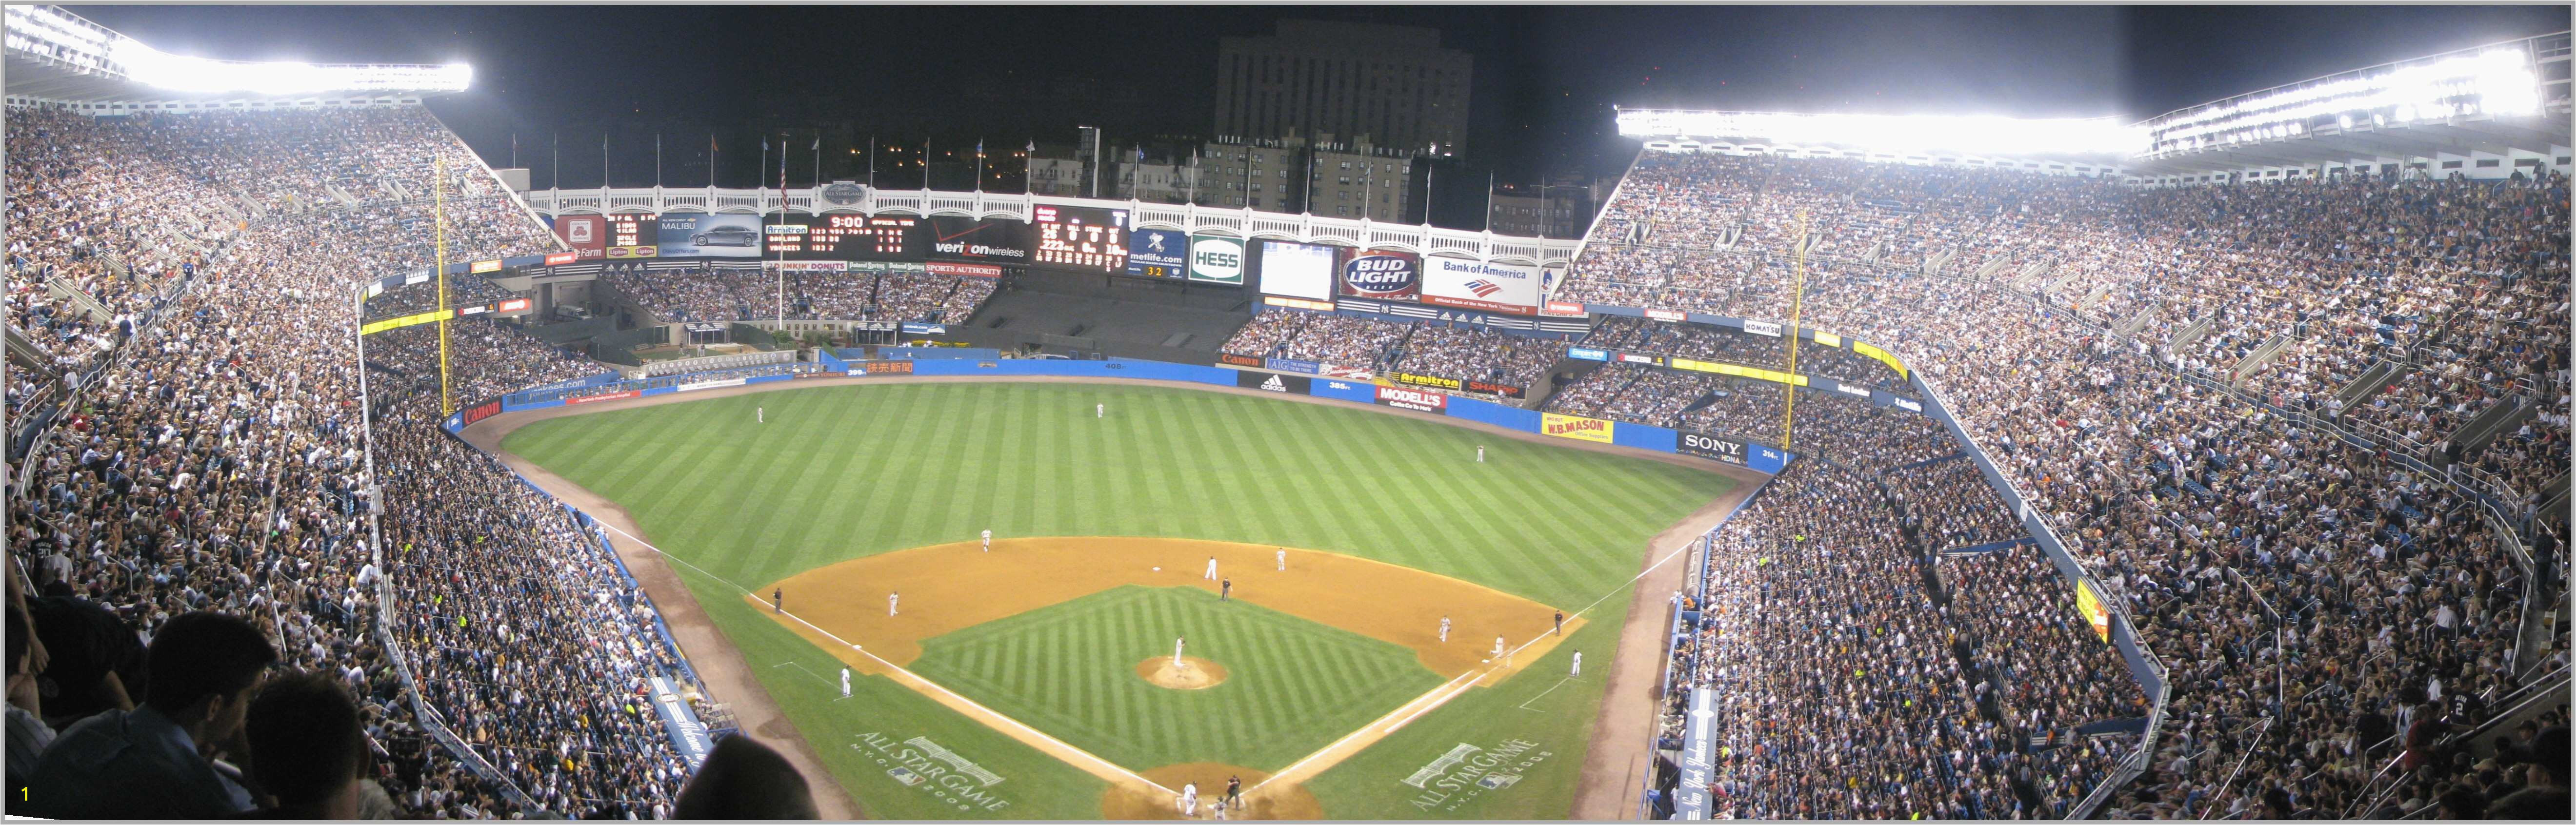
[888,590,899,616]
[1492,636,1505,659]
[1554,610,1565,636]
[1174,635,1186,668]
[1203,556,1218,580]
[981,529,992,551]
[772,588,782,614]
[1572,649,1582,677]
[1219,577,1232,601]
[1097,403,1105,418]
[1212,799,1229,820]
[1275,548,1286,570]
[840,667,851,698]
[1178,783,1198,817]
[1476,445,1484,462]
[758,406,765,424]
[1439,615,1451,643]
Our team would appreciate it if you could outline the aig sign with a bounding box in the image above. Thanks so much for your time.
[1188,236,1245,285]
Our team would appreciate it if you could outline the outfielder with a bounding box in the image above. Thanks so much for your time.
[1203,556,1218,580]
[888,590,899,616]
[1439,615,1451,643]
[1178,783,1198,817]
[1275,548,1285,570]
[1097,403,1105,418]
[1476,445,1484,462]
[981,529,991,551]
[840,667,851,698]
[758,406,765,424]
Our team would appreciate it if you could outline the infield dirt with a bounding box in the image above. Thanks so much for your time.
[746,537,1581,683]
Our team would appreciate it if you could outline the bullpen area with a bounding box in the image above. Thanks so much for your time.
[495,381,1738,819]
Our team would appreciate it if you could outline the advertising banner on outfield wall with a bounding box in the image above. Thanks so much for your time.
[1314,378,1378,404]
[1422,256,1541,315]
[1236,370,1311,394]
[1383,371,1463,392]
[553,215,607,260]
[1340,250,1421,301]
[1218,353,1264,368]
[1189,236,1247,285]
[1678,432,1751,466]
[1319,364,1375,380]
[1541,412,1615,443]
[1375,384,1448,413]
[1265,357,1322,375]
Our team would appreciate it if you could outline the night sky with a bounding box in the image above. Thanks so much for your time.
[64,4,2570,225]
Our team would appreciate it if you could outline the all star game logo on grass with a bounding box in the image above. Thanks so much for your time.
[1404,738,1549,812]
[854,732,1014,813]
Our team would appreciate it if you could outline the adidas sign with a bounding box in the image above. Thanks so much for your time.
[1259,375,1287,393]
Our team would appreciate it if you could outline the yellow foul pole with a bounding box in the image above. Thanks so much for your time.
[436,154,453,415]
[1778,209,1808,451]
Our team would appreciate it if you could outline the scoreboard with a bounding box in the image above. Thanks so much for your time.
[1031,204,1127,274]
[604,213,656,247]
[763,214,921,260]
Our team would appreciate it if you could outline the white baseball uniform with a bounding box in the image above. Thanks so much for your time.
[758,407,764,424]
[1174,636,1186,667]
[840,668,851,697]
[1477,446,1484,462]
[1276,549,1286,570]
[981,529,991,551]
[1439,616,1451,643]
[1097,403,1104,418]
[1572,651,1582,676]
[1493,636,1505,658]
[888,591,899,616]
[1179,784,1198,816]
[1204,557,1218,580]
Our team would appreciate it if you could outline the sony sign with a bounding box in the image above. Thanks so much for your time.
[1678,432,1749,465]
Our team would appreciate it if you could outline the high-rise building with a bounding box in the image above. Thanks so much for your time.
[1214,20,1472,156]
[1487,180,1594,239]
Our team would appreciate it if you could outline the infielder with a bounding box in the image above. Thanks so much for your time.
[1571,650,1582,677]
[1178,783,1198,817]
[1174,635,1187,668]
[1203,556,1218,580]
[772,588,782,614]
[1439,615,1451,643]
[1492,636,1505,659]
[1275,549,1285,570]
[839,667,851,698]
[1554,610,1565,636]
[981,529,991,551]
[887,590,899,616]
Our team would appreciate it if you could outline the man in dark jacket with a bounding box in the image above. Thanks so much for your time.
[24,612,276,819]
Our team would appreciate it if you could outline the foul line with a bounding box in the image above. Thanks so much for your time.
[1517,676,1574,712]
[593,520,1179,797]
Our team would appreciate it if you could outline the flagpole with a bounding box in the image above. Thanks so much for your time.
[1484,172,1495,232]
[867,135,876,188]
[602,133,610,188]
[655,133,662,188]
[709,134,718,189]
[975,138,984,193]
[923,137,932,191]
[813,135,822,189]
[778,133,787,328]
[551,132,559,191]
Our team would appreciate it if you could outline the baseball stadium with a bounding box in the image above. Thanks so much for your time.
[4,4,2570,822]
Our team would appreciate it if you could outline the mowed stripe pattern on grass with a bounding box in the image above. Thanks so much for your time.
[502,383,1735,609]
[908,586,1444,772]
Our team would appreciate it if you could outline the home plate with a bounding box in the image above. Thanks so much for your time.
[1152,567,1161,571]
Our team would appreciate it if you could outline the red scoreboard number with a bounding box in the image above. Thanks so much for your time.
[1032,205,1127,273]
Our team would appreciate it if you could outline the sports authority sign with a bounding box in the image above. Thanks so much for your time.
[1376,385,1448,413]
[1540,412,1614,443]
[1421,256,1540,315]
[1341,250,1421,301]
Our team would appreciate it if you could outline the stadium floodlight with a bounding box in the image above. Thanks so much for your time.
[110,37,471,95]
[1616,109,2141,157]
[2142,42,2546,154]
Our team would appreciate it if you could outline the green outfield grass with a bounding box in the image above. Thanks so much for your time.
[501,382,1735,818]
[911,585,1445,772]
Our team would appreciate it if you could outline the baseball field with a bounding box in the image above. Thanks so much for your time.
[495,380,1738,819]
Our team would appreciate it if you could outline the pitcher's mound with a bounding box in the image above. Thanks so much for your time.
[1137,656,1229,689]
[1099,763,1322,820]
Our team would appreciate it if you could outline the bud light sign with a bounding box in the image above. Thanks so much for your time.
[1340,250,1420,301]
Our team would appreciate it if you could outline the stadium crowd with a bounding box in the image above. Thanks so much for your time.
[1573,151,2569,819]
[598,261,996,325]
[1218,311,1566,392]
[4,103,701,819]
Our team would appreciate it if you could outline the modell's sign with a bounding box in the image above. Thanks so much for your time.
[1375,385,1447,413]
[1679,432,1749,465]
[1340,251,1420,301]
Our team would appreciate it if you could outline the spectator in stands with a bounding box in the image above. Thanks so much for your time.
[673,735,819,820]
[245,670,374,819]
[26,611,276,820]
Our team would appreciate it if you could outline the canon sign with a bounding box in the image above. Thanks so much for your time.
[1340,251,1420,300]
